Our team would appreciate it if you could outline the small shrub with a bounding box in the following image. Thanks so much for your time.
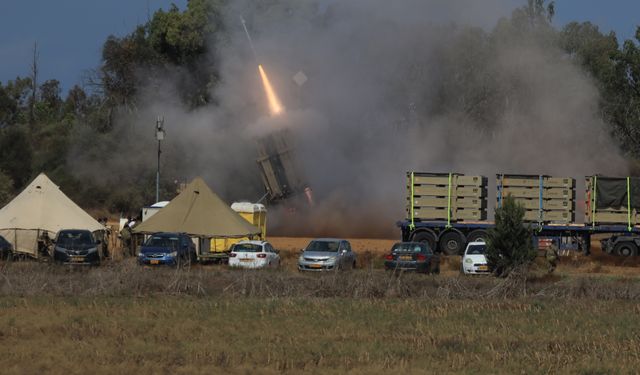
[486,195,537,277]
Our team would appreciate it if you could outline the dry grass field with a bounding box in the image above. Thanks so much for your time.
[0,238,639,374]
[2,296,640,374]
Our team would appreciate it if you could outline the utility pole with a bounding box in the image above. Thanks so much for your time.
[155,116,165,203]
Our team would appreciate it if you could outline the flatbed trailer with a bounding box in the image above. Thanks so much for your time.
[397,220,640,256]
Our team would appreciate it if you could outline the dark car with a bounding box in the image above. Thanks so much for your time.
[0,235,13,259]
[137,232,196,267]
[384,242,440,274]
[53,229,101,265]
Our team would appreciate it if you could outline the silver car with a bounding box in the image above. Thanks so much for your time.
[298,238,356,271]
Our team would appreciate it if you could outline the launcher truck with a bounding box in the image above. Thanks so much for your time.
[399,173,640,256]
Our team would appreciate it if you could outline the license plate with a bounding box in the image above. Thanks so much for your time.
[70,257,84,263]
[150,260,160,265]
[309,264,322,269]
[478,265,489,271]
[400,255,412,261]
[240,258,253,262]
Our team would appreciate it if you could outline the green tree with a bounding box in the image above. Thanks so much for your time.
[100,0,224,108]
[486,195,536,277]
[0,126,33,188]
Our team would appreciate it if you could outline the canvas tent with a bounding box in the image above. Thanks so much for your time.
[133,177,260,238]
[0,173,104,257]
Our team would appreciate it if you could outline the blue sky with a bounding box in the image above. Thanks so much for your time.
[0,0,187,92]
[0,0,637,94]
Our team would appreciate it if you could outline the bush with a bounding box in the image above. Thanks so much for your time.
[486,195,536,277]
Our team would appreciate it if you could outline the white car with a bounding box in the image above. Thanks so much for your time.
[462,241,490,274]
[228,240,280,269]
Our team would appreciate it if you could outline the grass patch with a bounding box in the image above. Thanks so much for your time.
[1,297,639,374]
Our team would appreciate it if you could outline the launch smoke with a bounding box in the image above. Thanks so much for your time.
[68,0,628,238]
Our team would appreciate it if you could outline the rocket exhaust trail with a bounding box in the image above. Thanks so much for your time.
[240,16,258,61]
[259,64,284,116]
[239,16,284,116]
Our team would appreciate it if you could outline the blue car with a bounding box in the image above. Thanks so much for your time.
[138,232,196,266]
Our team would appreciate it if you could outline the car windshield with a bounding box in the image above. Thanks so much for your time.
[145,236,179,248]
[466,244,486,255]
[392,243,426,253]
[56,231,93,247]
[233,243,262,252]
[306,241,340,252]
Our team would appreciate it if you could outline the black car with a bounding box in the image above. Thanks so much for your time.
[0,235,12,259]
[384,242,440,274]
[53,229,101,265]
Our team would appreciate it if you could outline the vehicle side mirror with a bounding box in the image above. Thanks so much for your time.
[300,248,305,253]
[51,239,56,244]
[275,249,280,254]
[95,240,101,245]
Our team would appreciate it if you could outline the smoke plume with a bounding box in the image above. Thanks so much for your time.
[70,0,627,238]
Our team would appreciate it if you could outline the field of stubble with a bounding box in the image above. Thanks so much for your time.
[0,237,639,374]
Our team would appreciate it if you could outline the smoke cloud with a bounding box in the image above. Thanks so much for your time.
[70,0,627,238]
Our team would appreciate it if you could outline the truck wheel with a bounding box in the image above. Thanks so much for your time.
[614,242,638,257]
[412,231,436,252]
[466,230,487,244]
[439,232,464,256]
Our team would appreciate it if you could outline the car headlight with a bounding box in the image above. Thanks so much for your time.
[87,247,98,253]
[169,251,178,257]
[464,258,473,264]
[137,253,144,257]
[327,256,337,263]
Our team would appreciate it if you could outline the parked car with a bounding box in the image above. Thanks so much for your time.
[298,238,356,271]
[137,232,196,267]
[53,229,101,265]
[461,241,490,274]
[0,235,13,259]
[384,242,440,274]
[228,240,280,269]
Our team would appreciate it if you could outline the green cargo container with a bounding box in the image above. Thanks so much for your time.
[412,185,487,197]
[523,210,574,223]
[409,173,487,187]
[410,196,486,209]
[410,207,486,221]
[585,210,639,225]
[504,198,574,210]
[497,175,575,188]
[500,187,574,199]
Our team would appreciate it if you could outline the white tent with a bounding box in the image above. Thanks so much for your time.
[0,173,104,257]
